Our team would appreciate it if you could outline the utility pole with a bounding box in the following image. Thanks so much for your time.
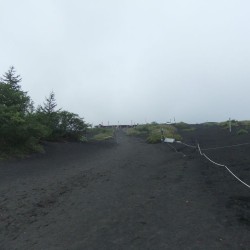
[229,118,232,133]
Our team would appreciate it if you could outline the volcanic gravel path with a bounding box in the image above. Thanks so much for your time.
[0,130,249,249]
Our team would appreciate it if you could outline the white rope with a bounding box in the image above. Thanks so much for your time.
[197,143,202,155]
[224,165,250,189]
[169,141,250,189]
[197,143,250,189]
[203,154,225,167]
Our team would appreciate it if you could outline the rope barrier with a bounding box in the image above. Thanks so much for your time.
[197,143,202,155]
[169,140,250,189]
[197,143,250,189]
[224,165,250,189]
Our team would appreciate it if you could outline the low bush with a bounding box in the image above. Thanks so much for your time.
[88,127,114,141]
[127,123,182,143]
[127,127,148,137]
[174,122,191,130]
[202,122,218,127]
[181,127,196,132]
[93,133,113,141]
[219,120,239,129]
[146,133,161,144]
[237,129,248,135]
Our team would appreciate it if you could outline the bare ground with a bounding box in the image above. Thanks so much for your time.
[0,128,250,249]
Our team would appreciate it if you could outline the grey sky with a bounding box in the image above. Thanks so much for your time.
[1,0,250,125]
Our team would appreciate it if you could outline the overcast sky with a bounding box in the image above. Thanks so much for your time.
[1,0,250,125]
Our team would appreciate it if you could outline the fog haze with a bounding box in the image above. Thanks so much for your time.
[1,0,250,125]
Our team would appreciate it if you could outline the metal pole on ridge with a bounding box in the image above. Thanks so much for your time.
[229,118,232,133]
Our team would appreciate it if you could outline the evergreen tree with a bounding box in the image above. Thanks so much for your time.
[0,67,47,154]
[1,66,22,91]
[0,67,89,156]
[0,66,30,113]
[39,91,58,114]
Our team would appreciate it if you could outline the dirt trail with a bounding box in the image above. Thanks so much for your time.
[0,131,249,249]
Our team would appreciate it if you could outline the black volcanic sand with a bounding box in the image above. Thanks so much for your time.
[0,127,250,249]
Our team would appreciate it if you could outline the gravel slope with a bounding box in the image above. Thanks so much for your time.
[0,130,249,249]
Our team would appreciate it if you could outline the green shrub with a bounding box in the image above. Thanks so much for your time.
[127,127,148,137]
[239,120,250,126]
[146,133,162,144]
[202,122,218,127]
[174,122,190,129]
[88,127,114,141]
[127,123,182,143]
[165,132,182,141]
[136,125,150,133]
[219,120,239,129]
[93,133,113,141]
[181,127,196,132]
[237,129,248,135]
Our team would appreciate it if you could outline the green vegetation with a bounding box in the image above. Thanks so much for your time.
[239,120,250,126]
[127,123,181,144]
[36,92,88,141]
[202,122,218,127]
[219,120,239,129]
[88,127,115,141]
[174,122,190,129]
[0,66,88,158]
[174,122,196,132]
[237,129,248,135]
[237,120,250,131]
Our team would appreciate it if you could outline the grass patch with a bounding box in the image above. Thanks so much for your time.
[219,120,239,129]
[87,127,114,141]
[127,123,182,144]
[181,127,196,132]
[174,122,191,130]
[239,120,250,126]
[238,120,250,130]
[126,125,148,137]
[0,141,45,160]
[93,133,113,141]
[174,122,196,132]
[202,122,218,127]
[146,133,162,144]
[237,129,248,135]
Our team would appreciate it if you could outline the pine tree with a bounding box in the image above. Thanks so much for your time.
[1,66,22,91]
[0,67,30,112]
[40,91,58,114]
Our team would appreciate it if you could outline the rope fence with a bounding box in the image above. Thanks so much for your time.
[166,139,250,189]
[197,143,250,189]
